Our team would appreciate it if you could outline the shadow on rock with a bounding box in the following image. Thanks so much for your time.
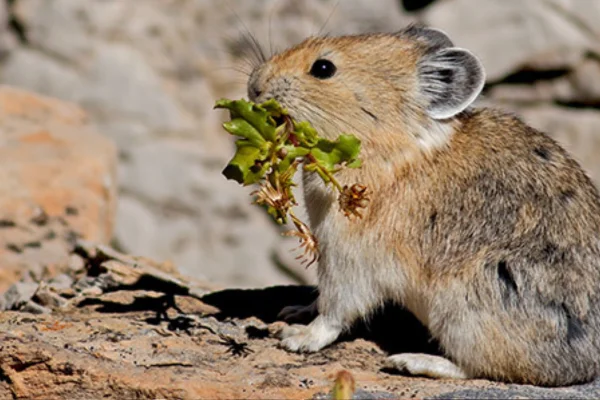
[77,293,180,314]
[201,285,441,356]
[201,285,318,323]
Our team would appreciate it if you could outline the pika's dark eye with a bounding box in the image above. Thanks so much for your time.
[309,59,337,79]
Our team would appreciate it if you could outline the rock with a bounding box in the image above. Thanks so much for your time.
[47,274,75,291]
[548,0,600,38]
[18,300,50,314]
[12,0,94,63]
[487,57,600,105]
[2,282,38,310]
[32,282,68,309]
[1,245,600,399]
[1,48,86,104]
[423,0,599,81]
[0,0,16,57]
[0,86,118,291]
[567,58,600,103]
[0,85,117,242]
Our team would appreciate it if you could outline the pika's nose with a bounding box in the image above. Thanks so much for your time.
[248,67,266,101]
[248,82,262,101]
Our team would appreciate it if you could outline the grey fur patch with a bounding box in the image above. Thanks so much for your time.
[534,147,551,161]
[497,261,518,295]
[560,189,576,204]
[428,211,438,230]
[562,303,586,342]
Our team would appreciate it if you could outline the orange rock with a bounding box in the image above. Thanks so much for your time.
[0,85,117,291]
[0,85,117,242]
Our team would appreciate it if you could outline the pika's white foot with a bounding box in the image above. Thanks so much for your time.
[278,301,318,323]
[278,316,341,353]
[386,353,468,380]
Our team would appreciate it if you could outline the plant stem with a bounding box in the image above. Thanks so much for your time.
[306,154,344,192]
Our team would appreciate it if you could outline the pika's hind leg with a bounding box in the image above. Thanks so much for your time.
[386,353,468,380]
[278,300,318,323]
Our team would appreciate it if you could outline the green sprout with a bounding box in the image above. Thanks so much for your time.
[332,370,356,400]
[215,98,370,266]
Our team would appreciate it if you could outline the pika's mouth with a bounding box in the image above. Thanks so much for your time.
[272,113,287,127]
[255,95,297,122]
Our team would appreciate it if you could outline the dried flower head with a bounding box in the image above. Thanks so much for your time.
[252,179,289,211]
[338,184,370,219]
[283,213,320,267]
[251,174,296,223]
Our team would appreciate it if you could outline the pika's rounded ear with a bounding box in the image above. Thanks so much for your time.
[399,25,454,51]
[418,47,485,120]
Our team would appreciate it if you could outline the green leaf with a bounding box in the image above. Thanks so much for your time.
[346,158,362,168]
[260,98,288,119]
[222,144,270,185]
[293,121,319,147]
[309,134,362,172]
[215,98,277,142]
[222,119,268,149]
[216,97,362,189]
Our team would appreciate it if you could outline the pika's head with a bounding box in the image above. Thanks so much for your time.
[248,25,485,152]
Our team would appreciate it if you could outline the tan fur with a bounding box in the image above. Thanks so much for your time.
[248,26,600,386]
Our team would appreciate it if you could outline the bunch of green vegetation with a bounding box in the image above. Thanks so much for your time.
[215,98,369,266]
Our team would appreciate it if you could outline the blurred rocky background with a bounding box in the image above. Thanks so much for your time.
[0,0,598,289]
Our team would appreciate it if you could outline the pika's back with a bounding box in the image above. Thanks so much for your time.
[416,108,600,264]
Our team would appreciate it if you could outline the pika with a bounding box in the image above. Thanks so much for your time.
[247,25,600,386]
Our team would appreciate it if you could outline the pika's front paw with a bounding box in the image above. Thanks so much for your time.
[279,324,324,353]
[278,317,341,353]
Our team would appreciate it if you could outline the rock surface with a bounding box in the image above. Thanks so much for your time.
[423,0,600,82]
[2,243,600,400]
[0,86,117,292]
[0,0,598,289]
